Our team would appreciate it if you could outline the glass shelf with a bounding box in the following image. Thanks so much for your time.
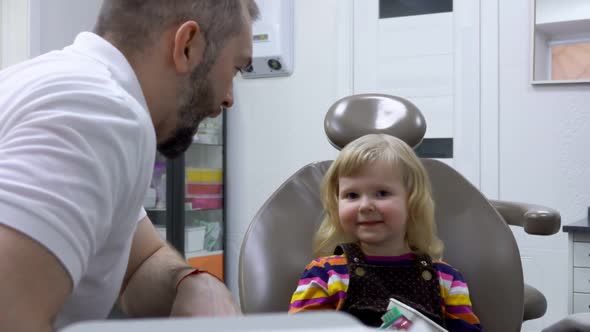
[186,250,223,258]
[147,208,222,213]
[191,139,223,146]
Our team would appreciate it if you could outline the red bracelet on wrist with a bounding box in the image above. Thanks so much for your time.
[175,268,222,291]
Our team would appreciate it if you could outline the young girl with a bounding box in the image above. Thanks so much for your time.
[288,134,482,331]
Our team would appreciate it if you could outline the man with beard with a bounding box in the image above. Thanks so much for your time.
[0,1,259,331]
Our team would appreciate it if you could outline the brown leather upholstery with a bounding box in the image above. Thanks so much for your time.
[238,94,560,332]
[324,94,426,150]
[490,200,560,235]
[542,313,590,332]
[422,158,523,331]
[523,283,548,321]
[239,161,332,313]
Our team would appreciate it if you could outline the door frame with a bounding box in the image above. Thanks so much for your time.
[0,0,41,68]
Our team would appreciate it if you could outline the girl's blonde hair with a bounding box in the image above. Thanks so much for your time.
[314,134,444,259]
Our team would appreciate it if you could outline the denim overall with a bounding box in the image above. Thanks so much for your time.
[336,243,446,328]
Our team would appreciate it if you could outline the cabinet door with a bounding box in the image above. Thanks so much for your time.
[184,115,225,281]
[573,293,590,314]
[144,115,225,280]
[145,153,167,241]
[574,242,590,267]
[573,268,590,293]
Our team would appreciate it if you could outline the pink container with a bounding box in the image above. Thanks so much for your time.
[186,195,223,210]
[186,183,223,196]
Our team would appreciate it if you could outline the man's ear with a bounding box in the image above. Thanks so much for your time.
[172,21,206,74]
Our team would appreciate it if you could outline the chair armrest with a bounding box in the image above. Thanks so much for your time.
[523,283,547,321]
[490,200,561,235]
[542,313,590,332]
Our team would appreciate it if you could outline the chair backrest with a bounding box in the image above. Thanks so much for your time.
[422,159,523,332]
[239,94,524,332]
[239,161,332,313]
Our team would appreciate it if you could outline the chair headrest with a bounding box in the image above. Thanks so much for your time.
[324,94,426,150]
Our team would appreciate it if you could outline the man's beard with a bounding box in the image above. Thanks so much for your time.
[157,57,219,159]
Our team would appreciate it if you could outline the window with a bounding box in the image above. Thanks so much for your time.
[551,41,590,80]
[379,0,453,19]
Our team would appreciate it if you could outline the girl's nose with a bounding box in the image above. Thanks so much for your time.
[358,197,376,213]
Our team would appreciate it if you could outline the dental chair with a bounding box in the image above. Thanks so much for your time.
[542,313,590,332]
[239,94,561,332]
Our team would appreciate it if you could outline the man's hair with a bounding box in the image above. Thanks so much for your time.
[94,0,260,56]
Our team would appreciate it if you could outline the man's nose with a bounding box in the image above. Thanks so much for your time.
[221,85,234,108]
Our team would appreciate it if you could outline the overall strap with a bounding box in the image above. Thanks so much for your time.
[334,242,366,263]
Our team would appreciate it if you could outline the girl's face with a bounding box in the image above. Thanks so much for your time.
[337,160,410,256]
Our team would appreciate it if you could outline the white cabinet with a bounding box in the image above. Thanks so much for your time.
[569,231,590,313]
[573,293,590,314]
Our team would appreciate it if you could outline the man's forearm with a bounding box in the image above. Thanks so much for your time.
[119,244,193,317]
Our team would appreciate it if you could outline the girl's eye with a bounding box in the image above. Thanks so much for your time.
[376,190,391,198]
[343,192,358,199]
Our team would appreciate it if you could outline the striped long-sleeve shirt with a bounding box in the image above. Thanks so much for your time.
[289,253,483,332]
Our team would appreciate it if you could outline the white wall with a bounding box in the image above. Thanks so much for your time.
[536,0,590,25]
[0,0,101,63]
[29,0,102,57]
[499,0,590,330]
[227,0,352,299]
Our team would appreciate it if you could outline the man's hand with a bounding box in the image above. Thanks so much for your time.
[171,272,241,317]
